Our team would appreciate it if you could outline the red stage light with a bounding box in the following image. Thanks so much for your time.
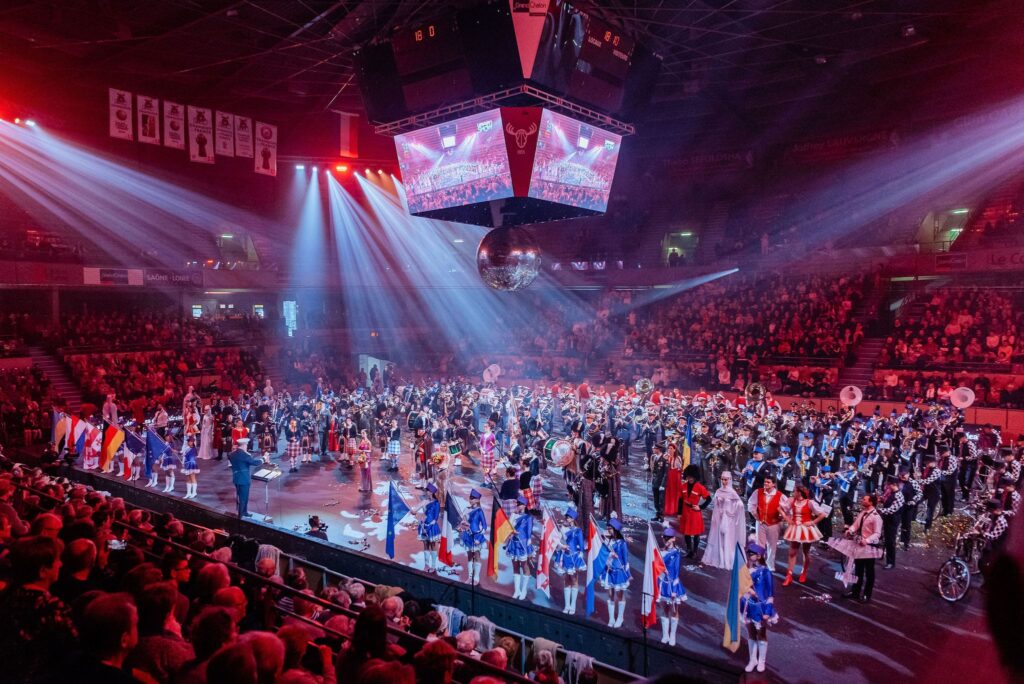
[336,165,348,172]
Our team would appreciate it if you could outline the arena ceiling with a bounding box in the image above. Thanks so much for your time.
[1,0,1023,142]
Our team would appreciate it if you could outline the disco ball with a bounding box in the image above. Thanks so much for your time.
[476,227,541,291]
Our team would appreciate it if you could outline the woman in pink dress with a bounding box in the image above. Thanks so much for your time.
[781,485,829,586]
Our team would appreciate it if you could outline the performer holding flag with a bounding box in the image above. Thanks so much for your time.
[741,540,777,673]
[584,515,610,618]
[417,483,442,573]
[601,516,631,627]
[145,428,169,488]
[656,528,687,645]
[438,490,464,569]
[536,506,563,601]
[460,488,488,585]
[504,495,534,600]
[386,481,411,559]
[181,437,200,499]
[553,507,586,614]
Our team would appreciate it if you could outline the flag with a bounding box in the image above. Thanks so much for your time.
[52,410,66,449]
[642,525,666,628]
[84,424,102,462]
[73,418,90,456]
[723,544,753,652]
[487,493,515,579]
[101,422,125,472]
[146,428,170,478]
[682,415,693,469]
[386,482,410,560]
[439,494,463,567]
[254,121,277,176]
[585,516,610,616]
[536,510,562,599]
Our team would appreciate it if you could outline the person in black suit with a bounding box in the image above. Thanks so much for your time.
[228,438,266,518]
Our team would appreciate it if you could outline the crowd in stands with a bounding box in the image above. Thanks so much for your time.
[877,287,1024,369]
[0,367,59,447]
[866,369,1024,409]
[0,460,593,684]
[0,230,86,264]
[47,312,224,352]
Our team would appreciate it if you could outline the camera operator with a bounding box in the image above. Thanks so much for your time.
[306,516,328,541]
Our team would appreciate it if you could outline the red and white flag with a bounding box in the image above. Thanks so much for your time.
[536,510,562,599]
[84,425,102,461]
[439,494,463,567]
[642,525,666,629]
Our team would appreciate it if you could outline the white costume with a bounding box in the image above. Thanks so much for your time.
[703,473,748,570]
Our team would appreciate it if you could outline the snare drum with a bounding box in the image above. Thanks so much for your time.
[544,438,573,467]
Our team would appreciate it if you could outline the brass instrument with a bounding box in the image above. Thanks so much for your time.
[744,382,766,404]
[635,378,654,395]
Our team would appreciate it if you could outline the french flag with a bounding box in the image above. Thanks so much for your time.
[439,495,463,567]
[584,516,610,616]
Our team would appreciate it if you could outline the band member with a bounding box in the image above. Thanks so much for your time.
[781,485,828,586]
[480,423,497,485]
[809,467,835,540]
[460,489,488,585]
[505,496,534,600]
[742,541,777,674]
[181,437,200,500]
[601,517,631,628]
[957,431,979,501]
[387,419,401,472]
[829,494,883,603]
[657,528,687,646]
[418,483,442,573]
[553,507,585,614]
[703,471,747,570]
[877,476,906,569]
[937,445,960,516]
[357,430,373,492]
[919,455,943,533]
[795,431,817,479]
[651,443,668,523]
[747,475,788,571]
[678,464,710,558]
[772,446,797,495]
[836,457,860,526]
[741,447,769,497]
[285,418,303,473]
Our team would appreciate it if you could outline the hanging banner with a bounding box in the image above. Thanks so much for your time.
[338,111,359,158]
[187,106,214,164]
[108,88,133,140]
[215,111,235,157]
[254,121,277,177]
[136,94,160,145]
[163,101,186,150]
[234,115,253,158]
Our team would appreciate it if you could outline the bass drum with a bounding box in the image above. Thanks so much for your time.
[544,438,574,467]
[406,411,420,430]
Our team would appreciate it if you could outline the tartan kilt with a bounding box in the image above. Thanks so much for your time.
[285,441,302,461]
[522,487,538,510]
[501,497,518,522]
[387,440,402,456]
[345,437,358,455]
[480,450,496,472]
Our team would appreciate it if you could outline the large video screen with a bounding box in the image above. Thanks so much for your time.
[527,109,622,212]
[395,109,514,214]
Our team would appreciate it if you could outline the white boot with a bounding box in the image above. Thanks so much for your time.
[512,573,522,599]
[607,601,616,627]
[660,617,670,643]
[519,575,529,600]
[166,475,175,493]
[563,587,573,614]
[615,601,626,628]
[757,640,767,672]
[570,587,579,614]
[669,617,678,646]
[745,639,759,672]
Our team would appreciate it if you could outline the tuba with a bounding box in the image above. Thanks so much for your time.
[744,382,766,404]
[635,378,654,395]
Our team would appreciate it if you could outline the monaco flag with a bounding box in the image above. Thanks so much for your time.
[439,495,463,567]
[642,525,667,629]
[536,511,562,599]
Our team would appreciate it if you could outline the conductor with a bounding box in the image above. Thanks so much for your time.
[228,438,265,518]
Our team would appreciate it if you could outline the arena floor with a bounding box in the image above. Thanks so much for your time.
[84,441,1000,683]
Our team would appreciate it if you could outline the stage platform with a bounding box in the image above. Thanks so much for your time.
[73,441,1001,683]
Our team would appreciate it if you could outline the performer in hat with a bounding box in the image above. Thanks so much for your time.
[505,495,535,600]
[459,489,488,585]
[742,540,777,673]
[678,464,710,558]
[284,417,303,473]
[418,483,442,573]
[601,517,631,628]
[663,442,683,516]
[657,527,687,646]
[161,438,181,493]
[553,507,586,614]
[181,436,200,500]
[703,471,747,570]
[795,431,817,480]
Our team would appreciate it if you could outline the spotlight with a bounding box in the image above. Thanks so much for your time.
[14,118,20,124]
[25,120,36,127]
[312,166,318,172]
[377,169,383,174]
[365,168,371,175]
[295,164,305,170]
[336,165,348,172]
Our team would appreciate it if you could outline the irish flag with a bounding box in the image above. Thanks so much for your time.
[642,525,666,628]
[439,495,463,567]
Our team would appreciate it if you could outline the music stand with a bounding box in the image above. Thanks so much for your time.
[252,466,282,523]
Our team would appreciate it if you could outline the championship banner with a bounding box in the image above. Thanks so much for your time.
[108,88,133,140]
[136,95,160,145]
[254,121,277,176]
[215,111,235,157]
[234,115,254,158]
[163,101,186,150]
[187,106,215,164]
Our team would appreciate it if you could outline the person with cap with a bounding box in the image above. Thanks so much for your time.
[746,474,789,571]
[918,454,943,533]
[703,471,747,570]
[877,476,906,568]
[552,506,586,614]
[795,431,818,480]
[956,430,979,501]
[996,477,1020,517]
[504,496,535,600]
[771,446,797,496]
[898,466,923,551]
[228,437,266,518]
[417,483,442,573]
[836,457,860,527]
[741,539,777,673]
[821,425,842,472]
[650,442,668,522]
[810,467,836,540]
[459,489,488,585]
[656,527,687,646]
[973,499,1010,569]
[600,516,631,628]
[662,441,683,516]
[678,464,710,558]
[938,444,960,517]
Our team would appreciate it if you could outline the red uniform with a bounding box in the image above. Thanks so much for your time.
[663,453,683,516]
[231,425,249,444]
[678,481,710,535]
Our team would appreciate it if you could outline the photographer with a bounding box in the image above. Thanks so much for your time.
[306,516,328,541]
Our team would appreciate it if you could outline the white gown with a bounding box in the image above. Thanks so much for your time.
[198,413,216,460]
[703,484,748,570]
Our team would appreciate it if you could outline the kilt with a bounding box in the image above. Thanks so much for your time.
[522,487,538,510]
[501,497,518,522]
[387,440,402,456]
[480,449,496,473]
[784,522,823,543]
[345,437,358,455]
[286,441,302,462]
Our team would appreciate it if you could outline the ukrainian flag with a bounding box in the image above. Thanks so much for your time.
[723,543,752,652]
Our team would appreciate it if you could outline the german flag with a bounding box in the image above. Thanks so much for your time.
[100,422,125,472]
[487,492,514,579]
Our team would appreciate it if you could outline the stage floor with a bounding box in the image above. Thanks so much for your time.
[84,441,1001,683]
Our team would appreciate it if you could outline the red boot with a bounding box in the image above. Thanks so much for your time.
[782,571,793,587]
[798,569,808,583]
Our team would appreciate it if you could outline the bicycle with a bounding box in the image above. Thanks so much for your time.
[937,529,982,602]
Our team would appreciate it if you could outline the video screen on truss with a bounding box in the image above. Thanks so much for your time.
[527,109,622,212]
[395,109,514,214]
